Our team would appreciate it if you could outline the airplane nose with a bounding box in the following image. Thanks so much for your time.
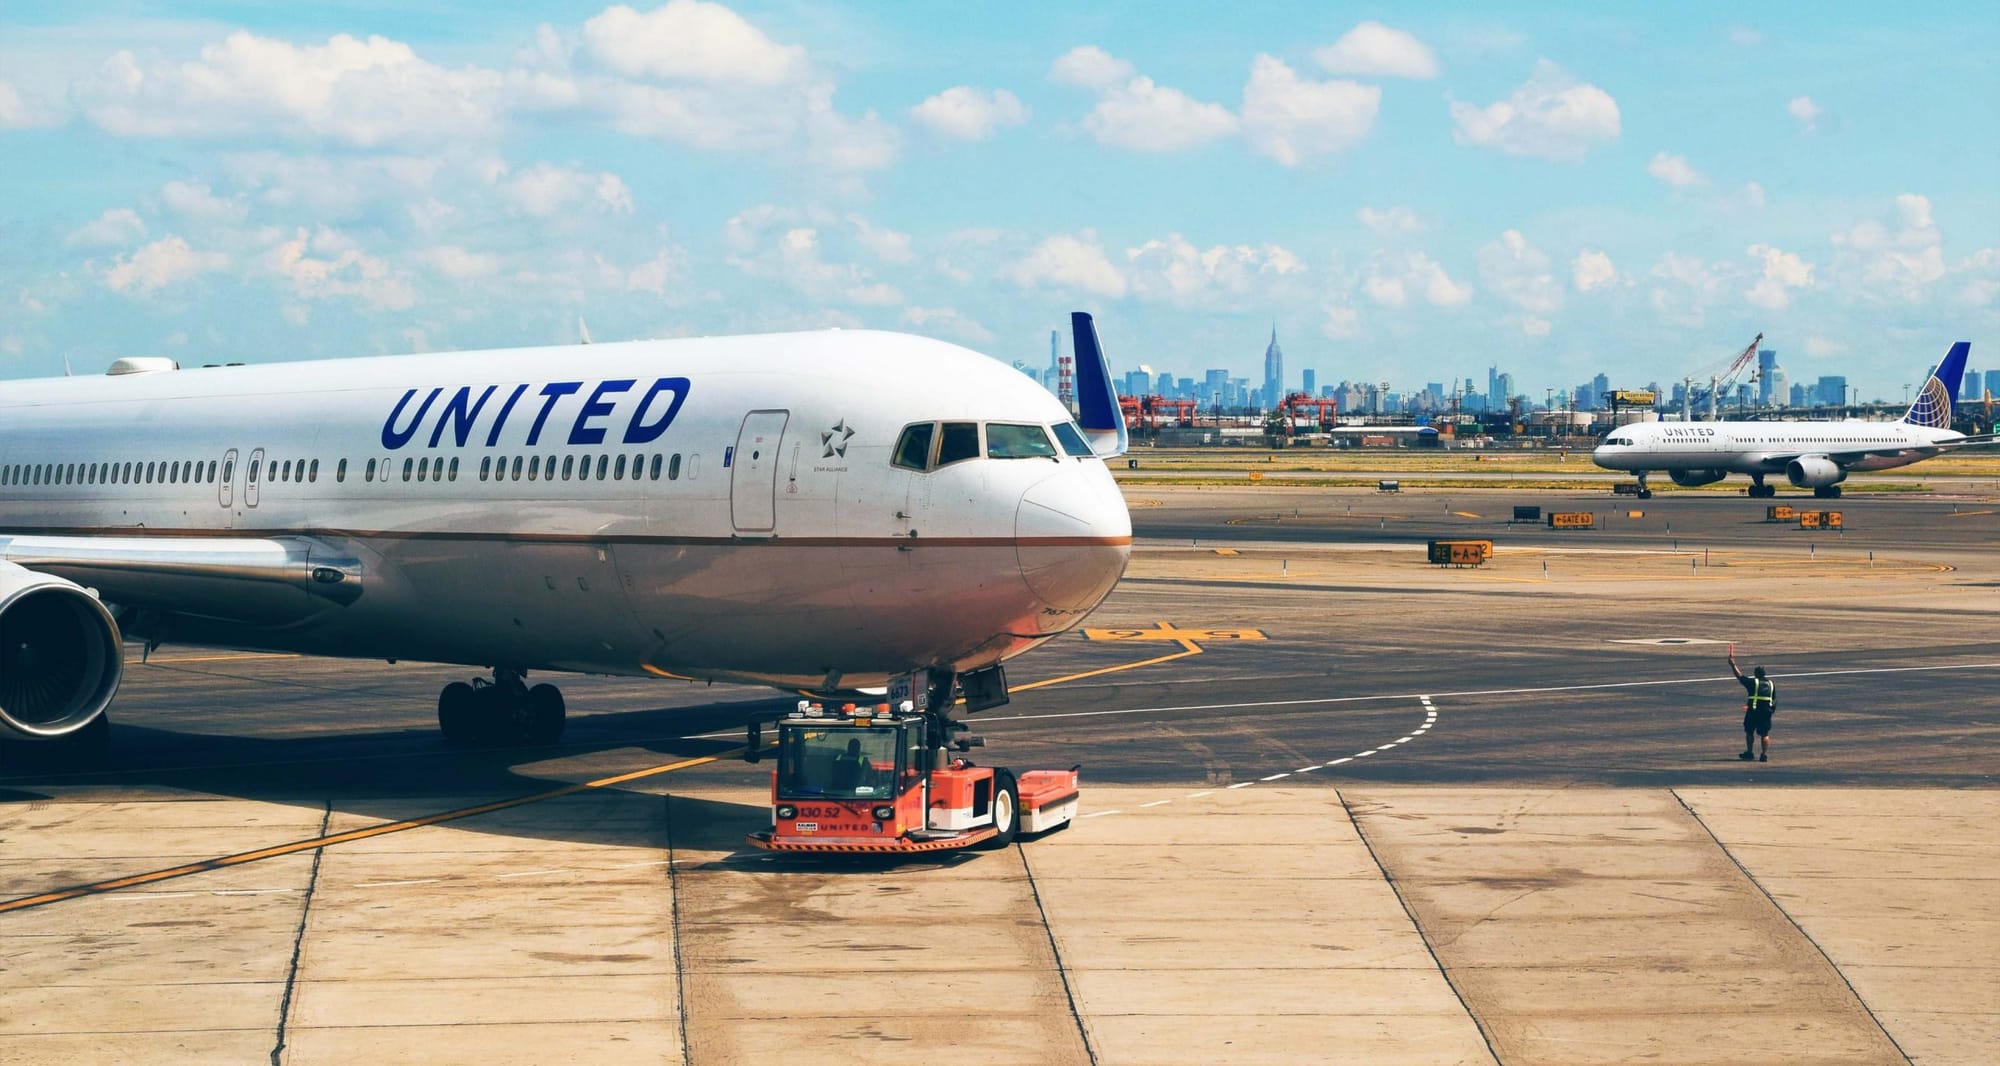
[1015,462,1132,619]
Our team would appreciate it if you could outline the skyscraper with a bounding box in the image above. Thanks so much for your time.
[1984,369,2000,401]
[1302,368,1316,398]
[1262,325,1284,409]
[1757,349,1777,405]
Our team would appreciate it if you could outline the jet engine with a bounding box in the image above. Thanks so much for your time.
[1668,469,1729,487]
[0,562,124,741]
[1786,456,1847,489]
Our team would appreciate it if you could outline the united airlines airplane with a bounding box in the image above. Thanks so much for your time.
[0,313,1133,764]
[1592,341,1984,499]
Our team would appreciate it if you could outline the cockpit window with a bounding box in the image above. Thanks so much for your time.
[987,423,1057,459]
[892,422,935,470]
[1052,421,1095,457]
[936,422,980,466]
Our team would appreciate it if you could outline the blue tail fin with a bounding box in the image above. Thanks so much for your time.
[1070,311,1128,457]
[1903,341,1972,428]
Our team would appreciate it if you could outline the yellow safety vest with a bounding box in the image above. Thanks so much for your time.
[1748,678,1774,708]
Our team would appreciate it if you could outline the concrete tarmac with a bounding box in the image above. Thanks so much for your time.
[2,485,1996,1064]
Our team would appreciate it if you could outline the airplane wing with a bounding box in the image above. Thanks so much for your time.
[0,534,364,626]
[1070,311,1128,459]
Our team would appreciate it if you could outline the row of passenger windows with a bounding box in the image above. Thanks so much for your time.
[892,421,1093,472]
[1,453,691,489]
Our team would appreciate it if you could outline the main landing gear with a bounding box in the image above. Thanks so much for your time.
[1634,472,1653,499]
[1747,476,1776,498]
[437,668,566,746]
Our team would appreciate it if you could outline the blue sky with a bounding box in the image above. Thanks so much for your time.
[2,2,1995,401]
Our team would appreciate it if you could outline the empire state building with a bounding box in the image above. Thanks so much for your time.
[1262,325,1284,409]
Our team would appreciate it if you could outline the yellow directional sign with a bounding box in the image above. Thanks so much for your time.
[1084,624,1267,642]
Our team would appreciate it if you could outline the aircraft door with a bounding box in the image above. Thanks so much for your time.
[730,410,788,533]
[245,447,264,508]
[218,448,237,509]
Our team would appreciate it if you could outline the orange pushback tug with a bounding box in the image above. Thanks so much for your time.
[746,700,1080,854]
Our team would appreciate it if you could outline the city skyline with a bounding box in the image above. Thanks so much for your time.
[1,3,1993,398]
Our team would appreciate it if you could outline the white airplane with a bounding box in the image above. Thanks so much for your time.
[1592,341,1985,499]
[0,313,1133,763]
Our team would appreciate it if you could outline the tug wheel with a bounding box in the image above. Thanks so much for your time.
[979,770,1019,849]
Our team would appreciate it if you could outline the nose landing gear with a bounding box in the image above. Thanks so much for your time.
[437,668,566,746]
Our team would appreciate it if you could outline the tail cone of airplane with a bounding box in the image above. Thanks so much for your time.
[1014,465,1130,625]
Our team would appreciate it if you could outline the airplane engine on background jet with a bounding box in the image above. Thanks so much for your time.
[0,562,123,741]
[1786,457,1847,488]
[1668,469,1729,487]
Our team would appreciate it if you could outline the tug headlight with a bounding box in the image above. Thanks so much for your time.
[871,805,895,821]
[776,805,797,819]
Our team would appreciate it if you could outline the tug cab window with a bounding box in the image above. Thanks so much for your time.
[936,422,980,466]
[892,423,935,470]
[986,423,1057,459]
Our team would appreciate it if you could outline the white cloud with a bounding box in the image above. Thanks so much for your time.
[160,180,243,222]
[1646,151,1707,188]
[1239,55,1379,166]
[582,1,806,86]
[726,215,903,306]
[848,215,914,263]
[1743,181,1767,209]
[264,227,415,309]
[1572,249,1618,292]
[1744,243,1812,310]
[67,208,147,248]
[801,85,900,173]
[1357,206,1422,235]
[625,245,682,295]
[1125,233,1305,307]
[1008,231,1128,298]
[1313,21,1440,79]
[1080,73,1237,153]
[1450,60,1620,161]
[1321,304,1360,340]
[1648,252,1723,326]
[1366,252,1471,307]
[903,306,995,344]
[1787,95,1821,133]
[1830,193,1945,302]
[1518,314,1552,337]
[82,32,506,146]
[910,86,1028,141]
[1477,230,1562,313]
[1804,336,1845,358]
[1049,46,1134,91]
[415,245,501,279]
[0,78,62,129]
[500,162,635,216]
[104,236,228,294]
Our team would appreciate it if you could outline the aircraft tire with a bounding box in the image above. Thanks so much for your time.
[524,684,566,745]
[978,770,1019,849]
[1637,489,1653,499]
[438,682,478,745]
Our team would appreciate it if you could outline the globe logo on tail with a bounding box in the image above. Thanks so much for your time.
[1905,375,1952,429]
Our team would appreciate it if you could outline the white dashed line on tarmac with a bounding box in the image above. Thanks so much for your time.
[356,879,440,889]
[1297,765,1322,773]
[1082,810,1121,819]
[1227,781,1257,789]
[1140,800,1172,808]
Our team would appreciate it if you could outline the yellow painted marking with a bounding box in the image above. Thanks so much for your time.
[1212,548,1239,556]
[1946,509,1997,518]
[143,653,303,665]
[1083,622,1265,642]
[0,750,733,915]
[641,663,702,682]
[1453,511,1481,519]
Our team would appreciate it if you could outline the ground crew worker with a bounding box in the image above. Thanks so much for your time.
[1729,649,1775,762]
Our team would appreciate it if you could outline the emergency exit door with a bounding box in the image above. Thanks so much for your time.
[730,410,788,533]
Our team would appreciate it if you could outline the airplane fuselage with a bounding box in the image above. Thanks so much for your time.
[0,330,1132,690]
[1592,420,1958,478]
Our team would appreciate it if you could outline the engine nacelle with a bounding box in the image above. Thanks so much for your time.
[1786,456,1847,489]
[0,562,124,741]
[1668,468,1729,488]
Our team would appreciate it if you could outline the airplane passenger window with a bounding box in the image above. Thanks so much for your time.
[1052,422,1094,457]
[479,457,490,481]
[416,459,428,482]
[67,464,77,484]
[614,454,627,480]
[147,462,157,483]
[402,458,413,482]
[337,459,348,483]
[562,455,574,480]
[310,459,320,482]
[511,456,523,480]
[936,422,980,465]
[528,456,540,481]
[448,457,459,481]
[365,459,376,482]
[596,455,609,480]
[987,423,1058,459]
[656,454,668,480]
[892,423,935,470]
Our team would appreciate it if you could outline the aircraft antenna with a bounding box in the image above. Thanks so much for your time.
[578,317,593,345]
